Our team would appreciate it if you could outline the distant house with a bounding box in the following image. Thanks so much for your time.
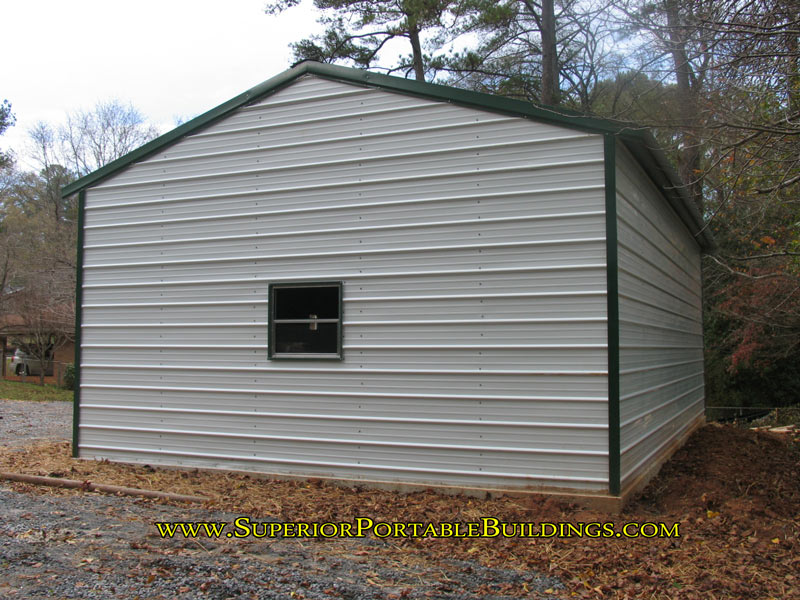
[1,314,74,383]
[63,62,712,507]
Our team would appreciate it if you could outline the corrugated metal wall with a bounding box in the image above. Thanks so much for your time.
[616,144,705,491]
[79,74,610,491]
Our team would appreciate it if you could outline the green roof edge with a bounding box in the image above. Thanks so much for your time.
[61,61,712,250]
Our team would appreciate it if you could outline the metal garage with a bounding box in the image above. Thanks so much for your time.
[64,61,712,504]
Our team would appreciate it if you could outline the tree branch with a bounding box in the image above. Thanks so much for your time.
[728,251,800,261]
[756,173,800,194]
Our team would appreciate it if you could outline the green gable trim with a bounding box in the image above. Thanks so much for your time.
[604,135,621,497]
[61,60,712,251]
[72,190,86,458]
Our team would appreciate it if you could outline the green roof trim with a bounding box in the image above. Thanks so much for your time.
[61,61,712,250]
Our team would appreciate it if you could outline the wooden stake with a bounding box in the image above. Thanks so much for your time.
[0,471,209,503]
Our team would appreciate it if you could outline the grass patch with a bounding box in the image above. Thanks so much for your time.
[0,380,73,402]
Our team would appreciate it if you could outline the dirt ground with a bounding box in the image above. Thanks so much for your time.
[1,422,798,599]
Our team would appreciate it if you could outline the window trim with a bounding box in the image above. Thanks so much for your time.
[267,281,343,360]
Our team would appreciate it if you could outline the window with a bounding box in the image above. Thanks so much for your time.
[268,282,343,359]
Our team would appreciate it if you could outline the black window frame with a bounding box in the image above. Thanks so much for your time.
[267,281,343,360]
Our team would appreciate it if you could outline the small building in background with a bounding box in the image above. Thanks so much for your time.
[1,314,74,385]
[63,62,712,507]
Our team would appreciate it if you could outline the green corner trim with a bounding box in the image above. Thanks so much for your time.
[604,135,621,497]
[72,190,85,458]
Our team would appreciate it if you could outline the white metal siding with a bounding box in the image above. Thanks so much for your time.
[616,144,704,490]
[80,75,609,491]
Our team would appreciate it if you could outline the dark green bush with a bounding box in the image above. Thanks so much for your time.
[62,363,75,390]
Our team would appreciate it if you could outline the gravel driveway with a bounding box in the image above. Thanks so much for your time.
[0,399,564,599]
[1,487,562,600]
[0,399,72,447]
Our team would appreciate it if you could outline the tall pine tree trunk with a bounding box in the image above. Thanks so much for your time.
[665,0,704,213]
[540,0,559,105]
[408,21,425,82]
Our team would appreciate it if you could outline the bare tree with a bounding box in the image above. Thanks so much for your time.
[8,266,74,385]
[0,223,21,319]
[19,99,159,274]
[437,0,620,109]
[0,166,25,326]
[56,100,159,177]
[0,99,159,384]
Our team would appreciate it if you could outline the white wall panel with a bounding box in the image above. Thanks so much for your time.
[81,243,608,286]
[79,75,609,491]
[616,143,704,491]
[79,389,608,424]
[84,190,604,246]
[83,163,605,227]
[81,269,608,306]
[81,346,608,371]
[84,213,606,264]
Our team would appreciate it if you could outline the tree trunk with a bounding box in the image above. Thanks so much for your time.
[408,21,426,82]
[540,0,559,105]
[664,0,704,213]
[787,25,799,115]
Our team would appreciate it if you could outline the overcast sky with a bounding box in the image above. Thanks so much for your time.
[2,0,320,168]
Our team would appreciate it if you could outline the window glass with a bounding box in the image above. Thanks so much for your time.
[274,286,340,319]
[273,323,338,354]
[269,283,342,359]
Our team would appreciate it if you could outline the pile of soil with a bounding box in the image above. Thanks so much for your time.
[1,423,798,599]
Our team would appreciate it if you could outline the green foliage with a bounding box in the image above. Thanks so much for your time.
[266,0,497,81]
[705,347,800,419]
[0,379,73,402]
[698,79,800,378]
[62,362,75,390]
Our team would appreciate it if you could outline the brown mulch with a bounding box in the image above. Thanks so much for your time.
[1,423,798,599]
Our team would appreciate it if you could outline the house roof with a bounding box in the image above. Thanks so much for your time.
[61,61,712,250]
[0,314,25,333]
